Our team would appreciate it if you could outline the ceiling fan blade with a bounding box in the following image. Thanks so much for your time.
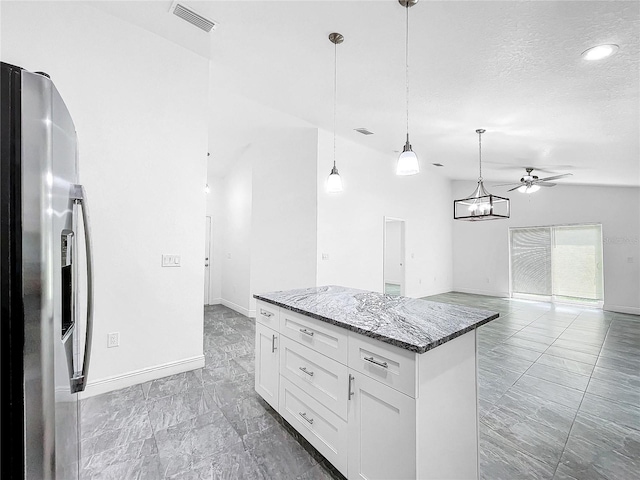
[507,185,522,192]
[537,173,573,182]
[537,182,557,187]
[494,182,523,187]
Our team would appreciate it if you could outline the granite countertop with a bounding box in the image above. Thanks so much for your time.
[254,285,499,354]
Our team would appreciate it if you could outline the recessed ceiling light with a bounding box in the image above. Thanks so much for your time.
[581,44,619,61]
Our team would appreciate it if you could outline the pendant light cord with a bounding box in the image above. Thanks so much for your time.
[333,40,337,168]
[478,131,483,180]
[405,3,410,138]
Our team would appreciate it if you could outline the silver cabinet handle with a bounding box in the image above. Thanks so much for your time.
[271,334,277,353]
[348,374,354,400]
[364,356,388,368]
[299,412,314,425]
[299,366,314,377]
[70,184,94,394]
[299,328,314,337]
[260,309,273,318]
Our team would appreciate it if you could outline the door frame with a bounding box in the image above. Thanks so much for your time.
[383,216,406,296]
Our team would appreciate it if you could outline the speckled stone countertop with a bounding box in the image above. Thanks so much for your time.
[254,285,499,354]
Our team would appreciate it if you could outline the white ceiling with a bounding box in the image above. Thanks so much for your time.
[91,0,639,187]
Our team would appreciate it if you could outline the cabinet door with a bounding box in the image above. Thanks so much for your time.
[348,370,416,480]
[255,322,279,410]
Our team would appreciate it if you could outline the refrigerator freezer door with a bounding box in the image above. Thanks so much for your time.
[21,69,81,479]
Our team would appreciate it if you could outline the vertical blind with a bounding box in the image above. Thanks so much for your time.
[510,224,603,301]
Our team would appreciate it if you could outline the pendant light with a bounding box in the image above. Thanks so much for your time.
[396,0,419,176]
[326,32,344,193]
[453,129,510,221]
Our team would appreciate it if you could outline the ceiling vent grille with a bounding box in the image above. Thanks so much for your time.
[170,1,217,32]
[354,128,374,135]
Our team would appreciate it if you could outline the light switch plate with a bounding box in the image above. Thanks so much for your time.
[162,254,181,267]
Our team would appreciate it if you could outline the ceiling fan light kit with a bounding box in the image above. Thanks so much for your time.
[396,0,420,176]
[454,129,510,221]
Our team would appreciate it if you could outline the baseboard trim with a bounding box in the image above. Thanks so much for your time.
[604,304,640,315]
[453,287,510,298]
[220,298,253,318]
[206,298,222,305]
[82,355,205,398]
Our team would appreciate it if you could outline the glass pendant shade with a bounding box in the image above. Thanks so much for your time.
[396,138,419,175]
[327,165,343,193]
[518,184,540,194]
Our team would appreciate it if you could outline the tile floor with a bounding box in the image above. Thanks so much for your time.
[79,293,640,479]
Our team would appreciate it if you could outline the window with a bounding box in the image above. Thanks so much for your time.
[509,224,603,306]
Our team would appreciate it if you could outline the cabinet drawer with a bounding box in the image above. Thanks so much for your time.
[279,309,348,364]
[256,300,279,329]
[280,336,348,420]
[348,333,417,398]
[279,377,348,477]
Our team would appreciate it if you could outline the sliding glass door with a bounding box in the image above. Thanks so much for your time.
[509,224,603,306]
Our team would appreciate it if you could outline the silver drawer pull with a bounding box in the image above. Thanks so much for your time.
[260,309,273,318]
[299,328,314,337]
[271,334,277,353]
[364,356,388,368]
[299,366,314,377]
[299,412,314,425]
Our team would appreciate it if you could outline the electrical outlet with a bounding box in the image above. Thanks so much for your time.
[107,332,120,348]
[322,253,329,260]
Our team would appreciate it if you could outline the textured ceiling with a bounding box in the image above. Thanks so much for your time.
[91,1,640,186]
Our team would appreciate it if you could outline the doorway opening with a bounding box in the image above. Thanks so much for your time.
[509,224,604,307]
[383,217,405,296]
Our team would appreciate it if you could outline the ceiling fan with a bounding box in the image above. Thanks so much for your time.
[495,167,573,193]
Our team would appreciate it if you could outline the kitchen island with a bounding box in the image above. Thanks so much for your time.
[253,285,499,480]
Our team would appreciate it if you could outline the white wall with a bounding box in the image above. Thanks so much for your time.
[384,221,403,285]
[218,153,253,314]
[452,182,640,314]
[317,130,454,298]
[207,126,318,317]
[2,2,209,395]
[250,128,318,315]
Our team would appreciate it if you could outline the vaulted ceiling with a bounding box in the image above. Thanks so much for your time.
[92,1,639,187]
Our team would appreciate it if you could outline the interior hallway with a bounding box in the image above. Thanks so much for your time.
[79,294,640,479]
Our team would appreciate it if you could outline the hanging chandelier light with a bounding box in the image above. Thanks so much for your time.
[326,32,344,193]
[396,0,419,176]
[454,129,510,221]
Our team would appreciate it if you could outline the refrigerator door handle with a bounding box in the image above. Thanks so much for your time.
[70,184,94,394]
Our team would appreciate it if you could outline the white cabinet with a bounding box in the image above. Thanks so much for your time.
[255,321,279,410]
[254,300,479,480]
[347,371,416,480]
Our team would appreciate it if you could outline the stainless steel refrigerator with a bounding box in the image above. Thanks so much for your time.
[1,62,94,479]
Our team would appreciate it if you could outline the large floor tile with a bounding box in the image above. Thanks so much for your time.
[525,363,590,391]
[544,346,598,365]
[579,393,640,431]
[479,423,556,480]
[509,375,585,410]
[155,410,243,478]
[244,423,318,479]
[535,353,595,376]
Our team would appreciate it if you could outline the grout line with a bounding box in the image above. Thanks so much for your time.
[549,313,614,479]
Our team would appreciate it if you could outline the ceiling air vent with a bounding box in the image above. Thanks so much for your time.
[170,1,218,32]
[354,128,374,135]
